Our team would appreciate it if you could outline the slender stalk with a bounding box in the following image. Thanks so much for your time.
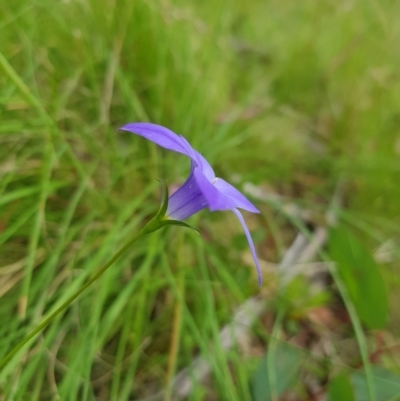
[0,216,164,370]
[266,308,284,401]
[165,231,185,401]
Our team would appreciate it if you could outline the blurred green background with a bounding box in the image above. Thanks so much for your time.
[1,0,400,400]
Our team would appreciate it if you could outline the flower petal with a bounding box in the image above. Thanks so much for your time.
[214,178,259,213]
[179,135,215,180]
[193,169,259,213]
[119,122,188,155]
[119,122,215,180]
[232,208,262,287]
[166,169,208,221]
[193,168,240,211]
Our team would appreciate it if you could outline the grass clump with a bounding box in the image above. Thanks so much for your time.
[1,0,400,400]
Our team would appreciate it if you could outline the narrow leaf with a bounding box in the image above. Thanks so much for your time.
[250,342,301,401]
[328,227,388,329]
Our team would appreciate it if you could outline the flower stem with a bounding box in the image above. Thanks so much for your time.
[165,230,186,401]
[0,215,164,370]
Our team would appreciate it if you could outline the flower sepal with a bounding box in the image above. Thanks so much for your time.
[161,219,200,235]
[155,179,170,220]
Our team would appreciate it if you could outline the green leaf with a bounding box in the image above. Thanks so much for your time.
[328,226,388,329]
[328,373,356,401]
[351,367,400,401]
[0,181,67,207]
[250,342,301,401]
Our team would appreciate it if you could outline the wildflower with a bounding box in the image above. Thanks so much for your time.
[119,122,262,286]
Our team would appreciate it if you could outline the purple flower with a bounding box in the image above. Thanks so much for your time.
[119,122,262,286]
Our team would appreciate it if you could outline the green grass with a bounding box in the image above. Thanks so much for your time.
[1,0,400,400]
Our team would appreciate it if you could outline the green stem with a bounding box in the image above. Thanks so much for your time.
[267,307,284,401]
[0,215,164,370]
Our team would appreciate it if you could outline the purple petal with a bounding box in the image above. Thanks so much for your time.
[232,208,262,287]
[166,169,209,221]
[119,122,215,180]
[193,168,240,211]
[193,169,259,213]
[214,178,259,213]
[179,135,215,180]
[119,122,188,155]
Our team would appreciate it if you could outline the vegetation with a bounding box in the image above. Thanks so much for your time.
[1,0,399,399]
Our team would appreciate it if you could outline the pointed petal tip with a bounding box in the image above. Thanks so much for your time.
[231,208,263,287]
[118,124,135,132]
[249,205,261,214]
[239,201,260,214]
[245,199,260,213]
[118,122,141,132]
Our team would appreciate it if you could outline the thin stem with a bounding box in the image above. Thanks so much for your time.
[0,216,163,370]
[165,230,185,401]
[267,308,284,401]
